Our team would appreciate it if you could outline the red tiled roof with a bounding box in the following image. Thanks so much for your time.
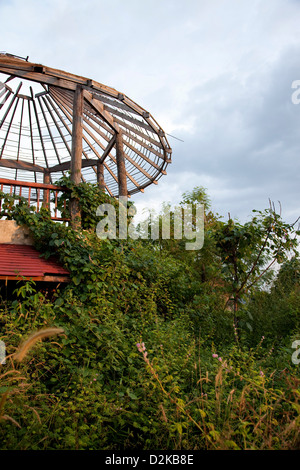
[0,244,69,281]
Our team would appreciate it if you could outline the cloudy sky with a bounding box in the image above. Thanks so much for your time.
[1,0,300,224]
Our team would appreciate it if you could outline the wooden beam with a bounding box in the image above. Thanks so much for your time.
[44,94,93,183]
[104,104,154,133]
[0,177,66,191]
[71,85,84,183]
[0,81,22,130]
[122,152,153,181]
[49,158,103,173]
[0,97,20,159]
[123,139,160,170]
[70,85,84,228]
[0,66,78,91]
[0,158,45,173]
[83,89,119,133]
[97,161,105,191]
[107,152,142,192]
[99,135,116,163]
[30,87,49,169]
[42,170,50,209]
[49,142,117,174]
[91,93,140,116]
[115,130,128,197]
[121,128,165,159]
[42,95,72,158]
[48,87,115,164]
[43,275,70,283]
[27,97,36,181]
[37,95,62,169]
[0,57,122,99]
[0,275,70,282]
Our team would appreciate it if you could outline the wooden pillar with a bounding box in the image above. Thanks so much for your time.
[97,161,105,192]
[115,130,127,197]
[70,85,84,228]
[42,170,50,209]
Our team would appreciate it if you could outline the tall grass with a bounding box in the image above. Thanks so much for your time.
[0,328,64,431]
[136,340,300,450]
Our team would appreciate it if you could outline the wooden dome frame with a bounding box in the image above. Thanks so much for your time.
[0,53,172,204]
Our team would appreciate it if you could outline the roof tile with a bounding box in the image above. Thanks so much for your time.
[0,244,69,278]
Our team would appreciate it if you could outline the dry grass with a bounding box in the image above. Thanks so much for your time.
[0,327,64,429]
[12,327,64,362]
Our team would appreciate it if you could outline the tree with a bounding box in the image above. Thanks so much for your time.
[214,203,300,337]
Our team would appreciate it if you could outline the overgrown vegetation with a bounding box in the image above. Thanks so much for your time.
[0,182,299,450]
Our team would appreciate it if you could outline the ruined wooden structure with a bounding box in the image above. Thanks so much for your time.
[0,53,172,227]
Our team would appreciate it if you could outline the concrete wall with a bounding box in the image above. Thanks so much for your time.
[0,220,34,245]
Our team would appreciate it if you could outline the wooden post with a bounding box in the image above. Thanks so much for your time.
[42,170,50,209]
[115,130,127,197]
[97,161,105,192]
[70,85,84,228]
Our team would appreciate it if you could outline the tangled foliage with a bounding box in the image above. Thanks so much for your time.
[0,184,299,450]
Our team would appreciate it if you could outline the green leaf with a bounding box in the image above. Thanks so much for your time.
[55,297,64,307]
[197,409,206,419]
[73,276,82,286]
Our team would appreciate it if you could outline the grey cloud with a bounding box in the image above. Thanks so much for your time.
[1,0,300,225]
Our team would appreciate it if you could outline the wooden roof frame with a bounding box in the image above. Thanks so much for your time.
[0,54,172,207]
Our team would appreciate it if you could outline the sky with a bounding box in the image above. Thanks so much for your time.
[1,0,300,225]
